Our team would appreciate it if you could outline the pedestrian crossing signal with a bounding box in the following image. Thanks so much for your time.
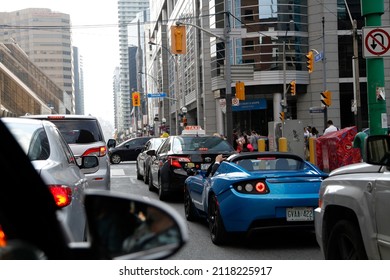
[171,25,186,54]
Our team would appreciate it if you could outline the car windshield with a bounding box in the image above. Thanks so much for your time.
[172,136,234,153]
[47,119,102,144]
[233,157,305,172]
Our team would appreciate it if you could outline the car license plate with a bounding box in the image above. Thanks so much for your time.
[286,207,314,221]
[201,163,211,170]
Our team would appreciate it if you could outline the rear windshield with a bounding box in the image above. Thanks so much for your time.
[48,119,103,144]
[173,136,234,153]
[233,157,305,171]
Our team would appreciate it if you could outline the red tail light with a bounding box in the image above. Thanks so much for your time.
[0,226,6,247]
[168,156,190,168]
[255,182,267,193]
[233,180,269,194]
[82,146,107,157]
[49,185,72,208]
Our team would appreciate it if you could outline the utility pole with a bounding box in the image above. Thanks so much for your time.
[224,8,233,145]
[282,20,294,137]
[137,20,143,135]
[344,0,362,131]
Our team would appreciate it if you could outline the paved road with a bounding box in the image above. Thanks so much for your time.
[110,162,324,260]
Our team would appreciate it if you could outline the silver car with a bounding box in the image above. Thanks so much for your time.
[136,137,166,184]
[3,117,98,242]
[315,134,390,259]
[22,114,111,190]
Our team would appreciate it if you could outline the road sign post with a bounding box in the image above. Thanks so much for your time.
[361,1,387,136]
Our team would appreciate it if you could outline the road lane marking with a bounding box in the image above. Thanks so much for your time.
[111,169,125,176]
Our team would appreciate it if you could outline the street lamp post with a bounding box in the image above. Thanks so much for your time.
[139,71,161,135]
[281,20,294,137]
[175,11,233,143]
[148,41,180,135]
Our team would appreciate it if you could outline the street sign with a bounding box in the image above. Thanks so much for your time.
[310,106,324,113]
[314,52,323,62]
[362,26,390,58]
[147,92,167,98]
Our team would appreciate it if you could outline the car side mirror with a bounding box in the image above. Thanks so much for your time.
[80,155,99,174]
[84,190,188,260]
[107,139,116,149]
[366,135,390,166]
[146,149,156,156]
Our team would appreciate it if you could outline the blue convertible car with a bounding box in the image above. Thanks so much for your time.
[184,152,328,245]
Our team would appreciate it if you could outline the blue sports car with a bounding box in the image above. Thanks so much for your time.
[184,152,328,245]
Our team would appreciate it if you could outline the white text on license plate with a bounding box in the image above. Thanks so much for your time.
[286,207,314,221]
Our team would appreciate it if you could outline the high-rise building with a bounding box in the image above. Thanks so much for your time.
[147,0,390,138]
[0,8,74,114]
[117,0,149,134]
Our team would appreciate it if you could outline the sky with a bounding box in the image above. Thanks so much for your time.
[2,1,119,132]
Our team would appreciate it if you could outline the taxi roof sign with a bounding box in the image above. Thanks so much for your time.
[181,126,206,135]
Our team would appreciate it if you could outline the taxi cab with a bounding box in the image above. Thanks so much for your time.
[147,126,236,200]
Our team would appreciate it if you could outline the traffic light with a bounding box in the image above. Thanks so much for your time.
[182,116,187,127]
[132,91,140,106]
[235,81,245,100]
[321,90,332,107]
[171,25,186,54]
[290,80,296,96]
[306,51,314,73]
[279,112,285,121]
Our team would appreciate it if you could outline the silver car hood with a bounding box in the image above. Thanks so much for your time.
[329,162,382,177]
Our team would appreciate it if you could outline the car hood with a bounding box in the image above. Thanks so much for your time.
[328,162,382,177]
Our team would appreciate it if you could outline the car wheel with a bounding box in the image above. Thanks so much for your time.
[136,164,143,180]
[184,187,197,221]
[208,194,227,245]
[143,165,149,184]
[110,153,121,164]
[158,176,168,201]
[148,171,155,192]
[326,219,368,260]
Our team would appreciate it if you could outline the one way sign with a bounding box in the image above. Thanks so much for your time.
[362,26,390,58]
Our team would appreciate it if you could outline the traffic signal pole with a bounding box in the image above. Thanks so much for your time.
[322,17,328,130]
[361,0,387,135]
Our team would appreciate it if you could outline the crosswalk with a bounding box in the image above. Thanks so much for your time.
[110,169,125,176]
[110,168,137,180]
